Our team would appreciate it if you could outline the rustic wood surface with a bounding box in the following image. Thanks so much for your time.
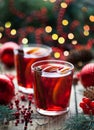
[0,67,84,130]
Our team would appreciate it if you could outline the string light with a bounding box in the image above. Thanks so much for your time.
[49,0,56,3]
[58,37,65,44]
[11,29,17,35]
[54,52,60,58]
[52,34,58,40]
[64,50,69,56]
[89,15,94,22]
[82,7,88,12]
[0,26,4,31]
[45,26,52,33]
[0,33,2,38]
[72,40,77,45]
[61,2,67,8]
[5,22,11,28]
[83,31,89,36]
[22,38,28,44]
[83,25,90,31]
[62,19,69,26]
[68,33,74,40]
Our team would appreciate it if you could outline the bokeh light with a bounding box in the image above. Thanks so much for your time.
[52,34,58,40]
[45,26,52,33]
[0,26,4,31]
[49,0,56,3]
[89,15,94,22]
[54,52,60,58]
[61,2,67,8]
[11,29,17,35]
[62,19,69,26]
[5,21,11,28]
[64,50,69,57]
[0,33,2,38]
[68,33,74,40]
[83,31,89,36]
[22,38,28,44]
[72,40,77,45]
[58,37,65,44]
[83,25,90,31]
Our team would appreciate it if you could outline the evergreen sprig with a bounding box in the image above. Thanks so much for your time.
[63,114,94,130]
[0,105,15,124]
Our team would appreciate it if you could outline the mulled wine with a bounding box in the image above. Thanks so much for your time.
[31,60,74,116]
[14,44,52,94]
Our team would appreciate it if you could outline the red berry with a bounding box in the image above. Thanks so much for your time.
[82,97,91,105]
[15,99,19,105]
[21,95,26,101]
[79,102,87,109]
[83,107,91,115]
[90,101,94,108]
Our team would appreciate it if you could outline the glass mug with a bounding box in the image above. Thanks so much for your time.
[31,60,74,116]
[14,44,52,94]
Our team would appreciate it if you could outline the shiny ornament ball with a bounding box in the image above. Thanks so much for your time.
[78,63,94,88]
[0,41,19,67]
[0,74,15,105]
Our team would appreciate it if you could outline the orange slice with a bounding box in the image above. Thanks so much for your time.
[52,78,63,105]
[57,66,70,74]
[42,65,58,72]
[27,47,40,54]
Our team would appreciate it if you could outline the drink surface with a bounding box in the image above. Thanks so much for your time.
[14,46,51,93]
[33,62,73,112]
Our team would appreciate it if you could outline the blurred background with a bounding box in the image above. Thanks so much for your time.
[0,0,94,69]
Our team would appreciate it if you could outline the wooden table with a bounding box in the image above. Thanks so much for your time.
[0,67,84,130]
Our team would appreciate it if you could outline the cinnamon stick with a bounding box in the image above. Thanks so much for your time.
[34,67,46,109]
[17,48,26,86]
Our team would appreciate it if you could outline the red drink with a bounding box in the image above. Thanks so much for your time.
[32,60,74,116]
[14,44,52,94]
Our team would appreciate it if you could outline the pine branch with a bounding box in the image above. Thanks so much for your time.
[0,105,15,124]
[63,114,94,130]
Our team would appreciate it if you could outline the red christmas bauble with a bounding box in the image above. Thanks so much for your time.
[78,63,94,88]
[0,74,15,105]
[0,41,19,67]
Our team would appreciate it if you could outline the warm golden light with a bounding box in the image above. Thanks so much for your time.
[68,33,74,39]
[45,26,52,33]
[49,0,56,3]
[62,19,69,26]
[78,62,83,67]
[82,7,88,12]
[54,52,60,58]
[5,22,11,28]
[61,2,67,8]
[11,29,16,35]
[64,51,69,56]
[0,33,2,38]
[52,34,58,40]
[83,31,89,36]
[89,15,94,22]
[72,40,77,45]
[83,25,90,31]
[58,37,65,44]
[0,26,4,31]
[22,38,28,44]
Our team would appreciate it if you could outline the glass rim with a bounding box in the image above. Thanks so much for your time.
[14,43,52,58]
[31,59,74,71]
